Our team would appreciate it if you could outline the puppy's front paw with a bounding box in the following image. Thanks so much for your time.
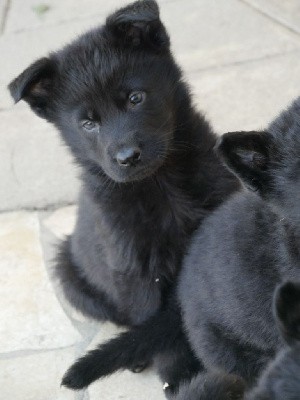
[62,358,94,390]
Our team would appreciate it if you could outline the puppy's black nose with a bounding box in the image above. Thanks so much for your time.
[116,147,141,167]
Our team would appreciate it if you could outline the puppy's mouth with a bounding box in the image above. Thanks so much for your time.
[124,165,161,182]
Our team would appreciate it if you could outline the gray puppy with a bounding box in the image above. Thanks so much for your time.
[179,98,300,383]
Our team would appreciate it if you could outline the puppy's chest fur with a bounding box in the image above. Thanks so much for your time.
[72,174,203,323]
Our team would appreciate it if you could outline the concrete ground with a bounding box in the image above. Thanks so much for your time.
[1,0,300,399]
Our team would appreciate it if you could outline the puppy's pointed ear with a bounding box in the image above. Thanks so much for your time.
[105,0,169,51]
[275,281,300,346]
[216,131,271,193]
[8,57,57,120]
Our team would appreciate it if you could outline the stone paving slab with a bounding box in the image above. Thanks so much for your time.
[5,0,128,33]
[0,103,79,211]
[43,205,77,240]
[162,0,300,73]
[89,369,165,400]
[0,210,81,352]
[5,0,176,33]
[244,0,300,34]
[0,347,76,400]
[189,50,300,134]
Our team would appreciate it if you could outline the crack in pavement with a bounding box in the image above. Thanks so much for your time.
[0,0,11,35]
[240,0,300,38]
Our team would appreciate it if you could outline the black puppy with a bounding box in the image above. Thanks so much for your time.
[62,97,300,395]
[9,0,237,325]
[9,0,238,391]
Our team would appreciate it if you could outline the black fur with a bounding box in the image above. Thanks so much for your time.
[62,292,201,392]
[9,0,238,393]
[172,281,300,399]
[9,0,238,325]
[62,97,300,396]
[245,281,300,399]
[171,372,246,400]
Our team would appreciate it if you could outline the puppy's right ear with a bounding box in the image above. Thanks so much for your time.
[275,281,300,346]
[216,131,271,193]
[8,57,57,120]
[105,0,169,51]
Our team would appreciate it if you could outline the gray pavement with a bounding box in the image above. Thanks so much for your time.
[1,1,300,399]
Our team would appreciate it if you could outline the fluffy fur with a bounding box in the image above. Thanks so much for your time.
[9,0,238,325]
[172,372,246,400]
[172,281,300,400]
[62,292,201,392]
[245,281,300,399]
[62,96,300,397]
[9,0,238,392]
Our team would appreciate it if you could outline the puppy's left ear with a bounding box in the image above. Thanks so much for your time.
[216,131,271,193]
[105,0,169,51]
[275,281,300,346]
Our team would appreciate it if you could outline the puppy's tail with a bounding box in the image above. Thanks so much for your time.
[62,302,182,390]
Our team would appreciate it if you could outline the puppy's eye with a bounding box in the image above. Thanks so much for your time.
[82,120,97,131]
[129,92,145,105]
